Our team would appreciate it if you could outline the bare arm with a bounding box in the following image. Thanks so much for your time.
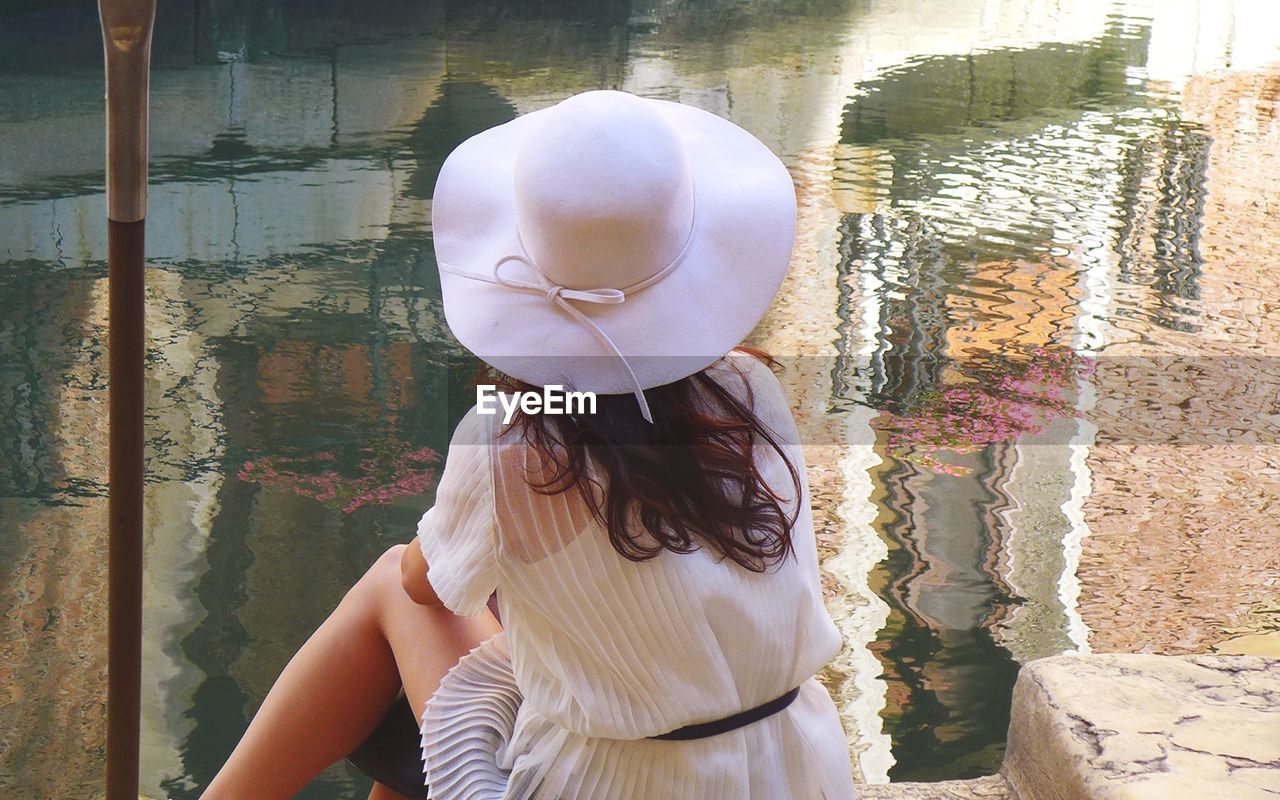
[400,537,445,607]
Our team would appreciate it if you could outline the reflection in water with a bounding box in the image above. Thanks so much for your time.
[3,0,1280,796]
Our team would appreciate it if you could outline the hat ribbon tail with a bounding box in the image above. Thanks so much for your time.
[440,256,655,423]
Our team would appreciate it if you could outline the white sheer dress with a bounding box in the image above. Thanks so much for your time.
[416,352,857,799]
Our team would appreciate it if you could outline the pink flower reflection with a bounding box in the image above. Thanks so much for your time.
[877,347,1093,477]
[238,443,442,513]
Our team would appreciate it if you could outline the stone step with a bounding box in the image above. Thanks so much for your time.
[1004,653,1279,800]
[859,654,1279,800]
[859,775,1016,799]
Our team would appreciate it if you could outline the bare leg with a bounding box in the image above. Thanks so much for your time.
[201,545,501,800]
[368,782,415,800]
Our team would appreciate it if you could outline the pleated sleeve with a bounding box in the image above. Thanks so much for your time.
[416,406,498,617]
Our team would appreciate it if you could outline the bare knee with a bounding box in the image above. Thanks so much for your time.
[376,543,408,573]
[342,545,408,612]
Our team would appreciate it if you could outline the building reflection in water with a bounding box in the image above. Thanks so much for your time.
[2,0,1279,797]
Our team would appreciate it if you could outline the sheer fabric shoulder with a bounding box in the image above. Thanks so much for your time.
[491,435,598,565]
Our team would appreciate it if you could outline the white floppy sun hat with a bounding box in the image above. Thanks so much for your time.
[432,89,797,422]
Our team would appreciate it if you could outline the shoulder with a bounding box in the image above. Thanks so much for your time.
[438,404,498,480]
[451,403,498,448]
[706,349,797,439]
[713,348,789,402]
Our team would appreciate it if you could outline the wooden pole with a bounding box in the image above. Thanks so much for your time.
[98,1,155,798]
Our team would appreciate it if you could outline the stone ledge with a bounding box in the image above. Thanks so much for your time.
[858,775,1016,799]
[1003,653,1280,800]
[860,654,1279,799]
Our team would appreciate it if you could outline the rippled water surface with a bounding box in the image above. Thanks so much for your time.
[3,1,1279,797]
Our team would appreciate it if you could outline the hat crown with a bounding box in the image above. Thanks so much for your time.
[512,90,695,290]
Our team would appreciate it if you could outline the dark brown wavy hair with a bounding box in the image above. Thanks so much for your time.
[484,348,801,573]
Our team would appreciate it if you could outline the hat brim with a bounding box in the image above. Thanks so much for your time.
[431,98,796,395]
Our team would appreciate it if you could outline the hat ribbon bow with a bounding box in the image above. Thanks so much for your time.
[439,253,682,423]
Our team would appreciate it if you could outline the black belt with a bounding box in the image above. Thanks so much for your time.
[647,686,801,741]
